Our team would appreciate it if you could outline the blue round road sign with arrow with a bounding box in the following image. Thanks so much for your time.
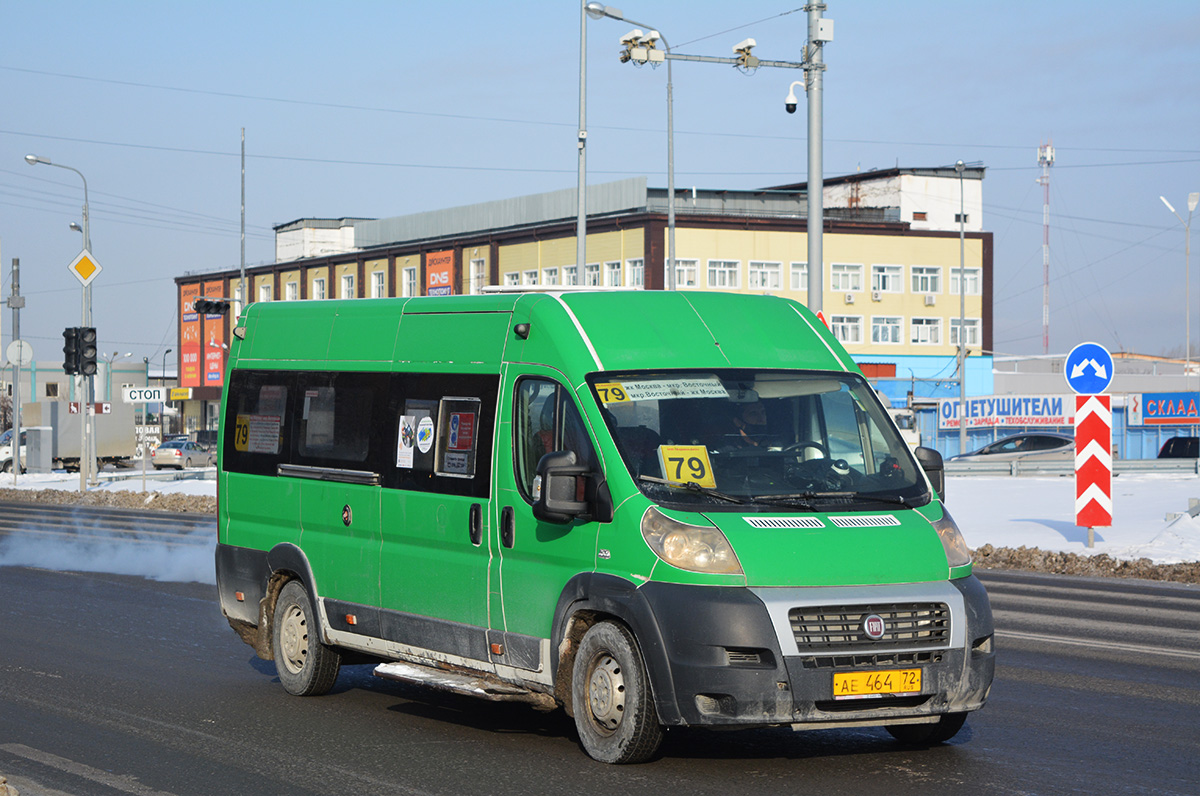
[1064,341,1114,394]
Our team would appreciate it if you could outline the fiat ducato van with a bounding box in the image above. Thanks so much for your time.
[215,290,993,764]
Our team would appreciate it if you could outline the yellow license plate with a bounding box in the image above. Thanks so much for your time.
[833,669,921,700]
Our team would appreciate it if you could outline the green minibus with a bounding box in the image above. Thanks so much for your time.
[215,290,993,764]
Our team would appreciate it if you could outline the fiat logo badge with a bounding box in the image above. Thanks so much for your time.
[862,614,886,640]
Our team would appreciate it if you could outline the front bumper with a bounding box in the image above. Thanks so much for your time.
[636,576,994,728]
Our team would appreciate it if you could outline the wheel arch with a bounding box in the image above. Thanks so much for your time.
[254,543,323,660]
[551,572,683,726]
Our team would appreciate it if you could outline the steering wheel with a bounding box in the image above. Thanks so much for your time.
[784,441,830,459]
[784,441,853,489]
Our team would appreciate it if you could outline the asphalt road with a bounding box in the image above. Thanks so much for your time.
[0,508,1197,796]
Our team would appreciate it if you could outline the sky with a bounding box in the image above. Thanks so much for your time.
[1,1,1199,371]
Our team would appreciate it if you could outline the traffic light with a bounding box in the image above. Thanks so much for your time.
[193,298,230,315]
[77,327,98,377]
[62,327,79,374]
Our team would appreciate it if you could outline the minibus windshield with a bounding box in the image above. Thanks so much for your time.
[591,370,930,510]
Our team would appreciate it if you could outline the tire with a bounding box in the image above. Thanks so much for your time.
[886,712,968,746]
[183,457,193,469]
[572,621,663,764]
[271,580,341,697]
[1,460,10,474]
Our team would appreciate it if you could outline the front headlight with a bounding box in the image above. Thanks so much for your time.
[641,507,743,575]
[932,508,972,568]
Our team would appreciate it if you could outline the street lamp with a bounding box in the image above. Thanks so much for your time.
[1160,192,1199,388]
[586,3,677,290]
[956,160,968,455]
[25,152,96,489]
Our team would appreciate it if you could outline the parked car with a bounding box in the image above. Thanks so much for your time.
[152,440,214,470]
[949,432,1075,462]
[1158,436,1199,459]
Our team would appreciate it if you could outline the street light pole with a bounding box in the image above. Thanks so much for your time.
[585,3,676,289]
[161,348,172,439]
[956,160,968,455]
[1160,192,1198,389]
[25,153,95,490]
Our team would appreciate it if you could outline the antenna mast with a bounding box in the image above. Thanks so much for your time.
[1038,142,1055,354]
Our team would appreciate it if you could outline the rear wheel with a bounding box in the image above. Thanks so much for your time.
[886,712,967,745]
[572,621,663,764]
[272,580,341,696]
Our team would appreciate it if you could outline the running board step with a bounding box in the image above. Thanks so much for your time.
[373,661,557,710]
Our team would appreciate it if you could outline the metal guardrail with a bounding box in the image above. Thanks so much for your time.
[945,458,1200,476]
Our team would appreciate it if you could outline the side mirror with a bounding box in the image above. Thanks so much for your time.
[914,446,945,500]
[532,451,589,523]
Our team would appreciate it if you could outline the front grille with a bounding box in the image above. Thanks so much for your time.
[788,602,950,653]
[799,650,944,670]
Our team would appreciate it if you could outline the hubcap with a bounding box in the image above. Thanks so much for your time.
[587,653,626,732]
[280,604,308,674]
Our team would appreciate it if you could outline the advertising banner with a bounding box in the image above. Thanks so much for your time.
[180,283,202,388]
[426,250,454,296]
[938,394,1074,430]
[1128,392,1200,426]
[203,280,226,387]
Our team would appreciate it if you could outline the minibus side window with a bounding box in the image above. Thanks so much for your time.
[223,370,293,477]
[514,378,597,500]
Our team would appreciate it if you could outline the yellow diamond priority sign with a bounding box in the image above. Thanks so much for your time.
[68,249,103,287]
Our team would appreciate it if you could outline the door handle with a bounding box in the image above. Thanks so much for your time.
[501,506,515,549]
[469,503,482,546]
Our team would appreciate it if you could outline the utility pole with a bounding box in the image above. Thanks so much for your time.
[7,257,24,479]
[805,3,831,315]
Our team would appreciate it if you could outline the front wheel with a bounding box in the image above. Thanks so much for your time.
[272,580,341,696]
[572,621,663,764]
[886,712,967,746]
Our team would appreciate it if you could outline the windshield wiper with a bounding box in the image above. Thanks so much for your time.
[752,491,916,509]
[637,475,746,504]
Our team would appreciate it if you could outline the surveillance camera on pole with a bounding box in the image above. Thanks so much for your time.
[784,81,802,114]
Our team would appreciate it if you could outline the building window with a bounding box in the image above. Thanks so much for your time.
[675,259,698,288]
[604,261,622,287]
[312,277,326,300]
[542,266,559,286]
[790,262,808,291]
[469,259,485,295]
[950,267,981,295]
[371,271,386,298]
[749,261,782,291]
[911,317,941,345]
[285,281,298,301]
[871,316,903,344]
[912,266,941,294]
[913,211,928,221]
[627,258,645,287]
[707,259,741,289]
[402,267,418,297]
[584,262,601,287]
[259,284,272,302]
[523,269,539,286]
[950,318,981,347]
[955,213,969,224]
[563,265,578,286]
[830,263,862,292]
[871,264,903,293]
[46,383,59,398]
[341,274,355,299]
[830,315,862,344]
[504,272,520,286]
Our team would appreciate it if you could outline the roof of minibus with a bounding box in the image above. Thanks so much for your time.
[230,291,856,376]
